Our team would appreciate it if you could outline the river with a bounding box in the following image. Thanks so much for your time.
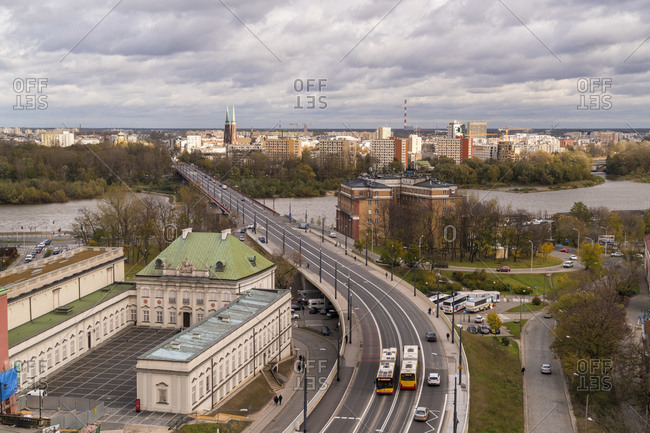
[0,179,647,233]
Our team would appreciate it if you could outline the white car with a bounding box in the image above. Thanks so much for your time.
[569,254,578,260]
[427,372,441,386]
[291,313,300,319]
[329,232,337,238]
[541,363,552,374]
[611,251,623,257]
[414,407,428,422]
[563,261,574,268]
[474,315,484,323]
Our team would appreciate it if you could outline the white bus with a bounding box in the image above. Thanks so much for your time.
[441,295,469,314]
[428,293,451,305]
[465,296,493,313]
[458,290,501,303]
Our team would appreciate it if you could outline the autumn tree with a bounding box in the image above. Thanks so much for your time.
[487,311,502,330]
[539,242,554,259]
[580,242,604,271]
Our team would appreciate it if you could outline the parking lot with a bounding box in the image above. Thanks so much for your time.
[44,326,180,428]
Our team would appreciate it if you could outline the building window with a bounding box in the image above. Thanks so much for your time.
[375,209,379,214]
[156,311,163,323]
[62,344,67,360]
[197,313,204,322]
[55,348,60,364]
[197,292,204,305]
[157,384,168,404]
[368,200,372,205]
[169,290,177,303]
[192,386,196,404]
[78,335,84,351]
[47,352,53,369]
[130,309,137,321]
[143,310,150,322]
[70,339,75,354]
[368,209,372,215]
[209,291,217,301]
[103,320,108,336]
[169,311,177,324]
[110,318,114,331]
[367,219,372,224]
[156,289,163,298]
[206,376,210,393]
[183,291,190,305]
[142,288,150,297]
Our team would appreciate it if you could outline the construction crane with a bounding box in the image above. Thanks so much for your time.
[289,123,308,134]
[497,126,530,136]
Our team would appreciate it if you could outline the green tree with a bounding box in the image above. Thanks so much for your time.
[569,201,591,223]
[487,311,502,330]
[539,242,554,259]
[381,239,404,266]
[580,242,604,271]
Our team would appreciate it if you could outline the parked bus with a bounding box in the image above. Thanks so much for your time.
[400,345,419,389]
[428,293,451,305]
[465,296,493,313]
[441,295,469,314]
[458,290,501,303]
[376,347,399,394]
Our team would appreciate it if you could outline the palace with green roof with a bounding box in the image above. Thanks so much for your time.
[134,228,276,329]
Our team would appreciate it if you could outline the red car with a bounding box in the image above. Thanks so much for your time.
[560,248,569,253]
[496,266,511,272]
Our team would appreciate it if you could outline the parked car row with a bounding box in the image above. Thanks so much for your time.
[466,324,500,335]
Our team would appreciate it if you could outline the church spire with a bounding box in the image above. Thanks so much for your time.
[231,106,236,124]
[225,107,230,125]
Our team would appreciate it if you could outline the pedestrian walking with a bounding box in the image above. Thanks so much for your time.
[446,333,450,341]
[273,395,279,405]
[428,307,432,315]
[521,367,526,375]
[385,272,388,279]
[306,262,309,269]
[278,395,283,405]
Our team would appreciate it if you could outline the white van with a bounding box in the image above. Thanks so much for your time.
[308,299,326,308]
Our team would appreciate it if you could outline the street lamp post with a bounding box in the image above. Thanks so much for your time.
[573,228,580,257]
[319,249,322,283]
[334,261,338,299]
[528,240,533,273]
[458,327,463,384]
[451,294,456,344]
[436,273,441,318]
[337,321,341,382]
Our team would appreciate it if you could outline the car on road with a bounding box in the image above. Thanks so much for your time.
[541,363,552,374]
[414,407,428,422]
[427,372,441,386]
[560,248,569,253]
[479,325,491,334]
[426,332,437,342]
[543,311,552,318]
[329,232,337,238]
[240,227,247,233]
[570,254,578,260]
[24,254,33,262]
[35,246,42,253]
[291,313,300,319]
[326,308,338,318]
[490,327,501,334]
[291,304,303,311]
[496,265,511,272]
[611,251,623,257]
[309,307,319,314]
[467,325,478,334]
[247,224,254,230]
[30,249,37,255]
[433,262,449,268]
[53,247,60,255]
[563,261,574,268]
[258,236,266,243]
[44,239,51,245]
[321,326,331,336]
[474,315,484,323]
[239,235,245,241]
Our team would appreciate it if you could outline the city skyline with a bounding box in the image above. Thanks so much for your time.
[2,0,650,129]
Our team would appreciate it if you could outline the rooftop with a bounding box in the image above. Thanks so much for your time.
[412,177,456,188]
[136,231,274,281]
[140,288,287,363]
[8,282,135,348]
[341,178,393,189]
[0,249,111,290]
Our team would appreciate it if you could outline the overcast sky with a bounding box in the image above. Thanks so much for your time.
[2,0,650,129]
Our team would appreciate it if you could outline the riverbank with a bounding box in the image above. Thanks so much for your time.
[458,174,605,193]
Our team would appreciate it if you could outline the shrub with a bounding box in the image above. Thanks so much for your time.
[531,296,542,306]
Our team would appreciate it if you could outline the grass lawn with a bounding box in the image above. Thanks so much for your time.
[218,374,274,415]
[507,302,546,313]
[464,332,524,433]
[504,320,527,340]
[444,255,562,269]
[437,271,551,296]
[180,421,249,433]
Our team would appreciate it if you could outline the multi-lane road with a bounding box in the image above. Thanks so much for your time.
[175,163,451,433]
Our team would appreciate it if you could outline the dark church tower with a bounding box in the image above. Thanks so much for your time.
[224,107,237,145]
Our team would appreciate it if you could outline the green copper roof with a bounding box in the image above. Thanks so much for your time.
[225,107,230,124]
[137,231,274,280]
